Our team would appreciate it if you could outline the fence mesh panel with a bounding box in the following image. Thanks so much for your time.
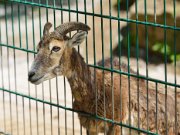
[0,0,179,135]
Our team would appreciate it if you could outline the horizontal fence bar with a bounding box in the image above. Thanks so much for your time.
[89,65,180,88]
[5,0,180,31]
[0,43,36,54]
[0,44,179,88]
[0,87,158,135]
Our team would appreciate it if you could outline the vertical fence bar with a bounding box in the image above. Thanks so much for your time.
[9,4,13,134]
[126,0,131,134]
[84,0,88,64]
[33,0,39,135]
[109,0,115,134]
[45,1,53,134]
[53,0,56,27]
[75,0,80,55]
[18,3,22,48]
[30,1,37,135]
[49,76,53,135]
[56,76,60,135]
[144,0,149,132]
[46,0,49,21]
[48,20,53,135]
[63,77,67,135]
[16,3,21,135]
[173,0,177,134]
[100,0,106,134]
[4,2,9,133]
[52,0,59,132]
[155,82,158,134]
[60,1,63,135]
[10,2,18,134]
[135,0,140,134]
[53,1,60,135]
[117,0,123,134]
[163,0,168,134]
[5,4,12,133]
[44,2,52,133]
[66,0,74,134]
[37,1,46,135]
[76,1,81,105]
[154,0,158,134]
[83,7,89,134]
[42,83,46,135]
[54,2,60,131]
[59,1,67,135]
[91,0,97,134]
[29,3,34,135]
[62,16,67,135]
[24,3,29,135]
[0,10,4,132]
[154,0,157,23]
[1,3,5,133]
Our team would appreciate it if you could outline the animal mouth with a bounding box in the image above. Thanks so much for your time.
[29,75,45,84]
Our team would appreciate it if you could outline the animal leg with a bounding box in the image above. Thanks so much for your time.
[114,125,120,135]
[86,129,98,135]
[107,125,120,135]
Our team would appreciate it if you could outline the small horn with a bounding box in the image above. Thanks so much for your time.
[43,22,52,35]
[55,22,90,37]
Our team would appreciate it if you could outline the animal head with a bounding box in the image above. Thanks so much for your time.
[28,22,90,85]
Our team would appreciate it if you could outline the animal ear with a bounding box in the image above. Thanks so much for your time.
[68,31,87,47]
[43,22,52,36]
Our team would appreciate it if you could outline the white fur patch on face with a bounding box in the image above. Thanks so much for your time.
[49,42,53,51]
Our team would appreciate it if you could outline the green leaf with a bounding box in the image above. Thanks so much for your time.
[152,43,162,52]
[170,54,180,62]
[152,42,171,55]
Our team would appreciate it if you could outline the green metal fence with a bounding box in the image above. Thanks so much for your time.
[0,0,179,135]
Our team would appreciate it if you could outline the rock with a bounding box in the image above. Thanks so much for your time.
[130,12,180,51]
[116,12,180,63]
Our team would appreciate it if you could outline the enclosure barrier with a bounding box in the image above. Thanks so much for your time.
[0,0,179,135]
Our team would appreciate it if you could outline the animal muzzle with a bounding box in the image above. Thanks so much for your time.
[28,70,36,81]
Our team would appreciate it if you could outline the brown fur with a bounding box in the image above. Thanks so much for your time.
[59,48,180,135]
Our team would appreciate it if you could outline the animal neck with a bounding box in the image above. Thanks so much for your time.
[62,48,93,102]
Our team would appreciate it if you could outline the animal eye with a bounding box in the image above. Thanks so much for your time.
[52,46,61,52]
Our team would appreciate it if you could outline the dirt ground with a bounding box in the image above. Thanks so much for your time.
[0,0,179,135]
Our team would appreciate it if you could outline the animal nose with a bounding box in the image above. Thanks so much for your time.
[28,71,35,81]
